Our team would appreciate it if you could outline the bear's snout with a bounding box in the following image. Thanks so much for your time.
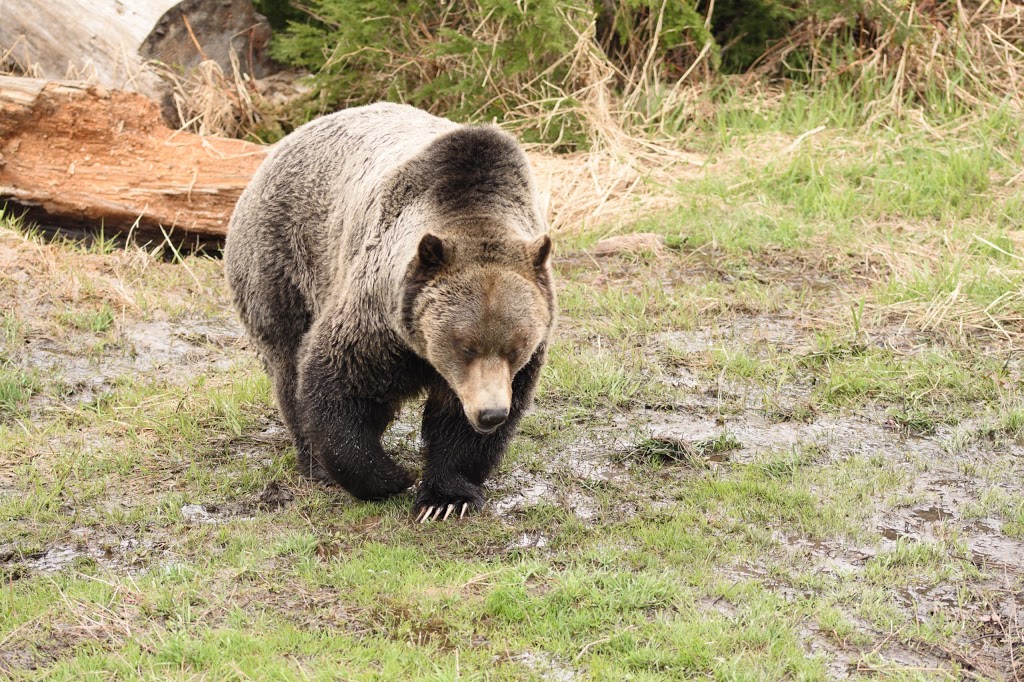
[454,356,513,434]
[477,407,509,431]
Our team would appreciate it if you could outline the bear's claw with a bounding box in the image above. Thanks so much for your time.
[415,502,471,523]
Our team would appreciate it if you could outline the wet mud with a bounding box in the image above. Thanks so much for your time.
[4,232,1023,679]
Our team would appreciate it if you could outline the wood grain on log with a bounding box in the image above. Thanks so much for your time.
[0,76,267,245]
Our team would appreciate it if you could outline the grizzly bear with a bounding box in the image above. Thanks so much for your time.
[224,103,555,522]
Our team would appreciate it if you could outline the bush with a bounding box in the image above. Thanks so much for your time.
[263,1,1024,146]
[268,0,715,147]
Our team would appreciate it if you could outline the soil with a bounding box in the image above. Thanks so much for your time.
[2,220,1023,679]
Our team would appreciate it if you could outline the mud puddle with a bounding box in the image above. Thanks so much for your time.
[505,651,579,682]
[873,473,1024,568]
[492,431,629,522]
[657,315,807,354]
[633,408,942,463]
[19,315,244,416]
[658,319,955,358]
[1,530,167,577]
[122,318,242,373]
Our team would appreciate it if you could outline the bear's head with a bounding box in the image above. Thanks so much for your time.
[402,230,554,434]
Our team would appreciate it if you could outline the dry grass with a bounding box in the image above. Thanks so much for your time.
[149,55,308,142]
[750,1,1024,121]
[0,37,43,78]
[527,148,702,235]
[151,53,264,139]
[871,231,1024,347]
[501,8,715,235]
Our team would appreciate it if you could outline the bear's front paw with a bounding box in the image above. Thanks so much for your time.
[413,482,484,523]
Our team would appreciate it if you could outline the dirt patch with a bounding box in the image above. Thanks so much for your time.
[658,316,808,353]
[506,651,580,681]
[22,317,242,391]
[632,408,947,464]
[969,533,1024,569]
[121,318,242,373]
[874,472,1024,568]
[1,528,168,578]
[796,623,957,681]
[253,481,295,511]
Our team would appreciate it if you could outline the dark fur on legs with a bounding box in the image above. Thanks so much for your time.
[295,325,431,500]
[414,346,545,520]
[243,273,322,480]
[296,373,414,500]
[261,355,323,481]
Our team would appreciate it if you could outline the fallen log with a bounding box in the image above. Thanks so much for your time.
[0,76,267,249]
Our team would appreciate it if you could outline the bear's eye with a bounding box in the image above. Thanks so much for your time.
[452,333,479,359]
[504,343,527,364]
[506,336,528,360]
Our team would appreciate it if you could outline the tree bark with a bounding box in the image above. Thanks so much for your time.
[0,76,267,248]
[0,0,274,103]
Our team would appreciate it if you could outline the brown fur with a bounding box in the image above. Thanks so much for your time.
[224,103,555,517]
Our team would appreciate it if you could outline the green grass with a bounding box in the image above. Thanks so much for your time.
[0,362,38,418]
[622,431,740,467]
[558,279,698,337]
[539,339,656,410]
[57,304,116,333]
[4,87,1024,680]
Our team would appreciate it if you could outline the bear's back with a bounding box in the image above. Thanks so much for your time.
[225,103,460,322]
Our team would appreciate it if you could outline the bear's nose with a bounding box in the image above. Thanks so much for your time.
[477,408,509,430]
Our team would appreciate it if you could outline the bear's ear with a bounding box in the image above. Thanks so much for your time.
[529,235,552,271]
[417,233,448,272]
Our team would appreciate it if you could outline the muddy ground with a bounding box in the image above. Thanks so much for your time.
[1,219,1023,680]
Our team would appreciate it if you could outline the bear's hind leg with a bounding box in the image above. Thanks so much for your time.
[265,354,328,481]
[238,265,320,480]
